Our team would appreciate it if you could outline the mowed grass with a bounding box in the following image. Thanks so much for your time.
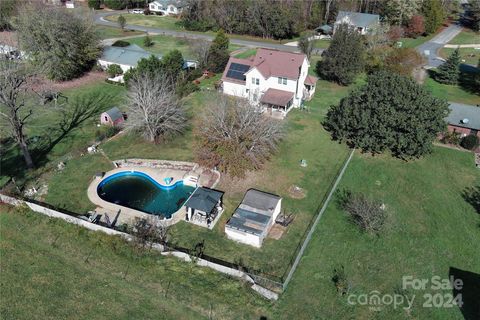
[234,48,257,59]
[448,29,480,45]
[423,74,480,105]
[0,206,272,319]
[105,14,183,31]
[274,147,480,319]
[95,25,144,39]
[399,33,436,48]
[439,47,480,65]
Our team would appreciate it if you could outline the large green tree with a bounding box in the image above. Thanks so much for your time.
[316,24,365,86]
[435,48,460,85]
[15,5,100,81]
[161,49,185,83]
[207,29,230,73]
[422,0,445,34]
[324,71,449,159]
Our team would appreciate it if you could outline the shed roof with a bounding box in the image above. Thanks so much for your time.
[100,44,161,67]
[260,88,294,107]
[335,11,380,28]
[104,107,123,122]
[447,102,480,131]
[304,75,318,86]
[184,187,223,213]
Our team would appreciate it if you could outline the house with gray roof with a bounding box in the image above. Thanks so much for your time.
[184,187,224,229]
[446,102,480,138]
[225,189,282,248]
[98,44,161,73]
[334,11,380,35]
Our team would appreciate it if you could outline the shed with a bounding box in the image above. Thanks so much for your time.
[101,107,125,126]
[225,189,282,248]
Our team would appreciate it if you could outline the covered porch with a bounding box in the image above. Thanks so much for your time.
[260,88,294,119]
[184,187,224,229]
[303,75,318,101]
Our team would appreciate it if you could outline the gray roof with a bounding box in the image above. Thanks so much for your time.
[150,0,187,9]
[184,187,223,213]
[335,11,380,28]
[226,189,281,236]
[447,102,480,131]
[104,107,123,121]
[100,44,161,67]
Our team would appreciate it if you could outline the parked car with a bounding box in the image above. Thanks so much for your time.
[129,8,144,14]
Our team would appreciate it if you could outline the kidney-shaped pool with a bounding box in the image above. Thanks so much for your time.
[97,171,195,218]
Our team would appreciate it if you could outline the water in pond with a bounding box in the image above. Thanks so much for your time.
[97,171,195,218]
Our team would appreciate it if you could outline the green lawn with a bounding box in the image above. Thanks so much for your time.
[423,74,480,105]
[234,48,257,59]
[448,29,480,45]
[399,34,436,48]
[128,34,197,59]
[95,25,144,40]
[312,39,331,49]
[274,147,480,319]
[0,205,271,319]
[439,47,480,65]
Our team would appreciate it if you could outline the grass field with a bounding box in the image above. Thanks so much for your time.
[423,73,480,105]
[95,25,144,40]
[439,47,480,65]
[274,147,480,319]
[448,29,480,45]
[399,33,436,48]
[234,48,257,59]
[313,39,331,49]
[0,205,272,319]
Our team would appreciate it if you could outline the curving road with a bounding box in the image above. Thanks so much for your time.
[94,10,308,53]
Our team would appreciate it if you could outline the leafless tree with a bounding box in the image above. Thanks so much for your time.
[125,73,186,143]
[0,56,35,168]
[298,31,315,59]
[190,39,210,69]
[132,217,170,251]
[196,94,284,177]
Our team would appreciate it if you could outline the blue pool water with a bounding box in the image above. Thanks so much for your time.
[97,171,195,218]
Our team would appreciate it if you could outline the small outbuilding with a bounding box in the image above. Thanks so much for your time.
[225,189,282,248]
[184,187,224,228]
[100,107,125,126]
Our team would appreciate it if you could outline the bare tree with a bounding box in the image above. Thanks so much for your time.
[196,95,284,177]
[298,31,315,59]
[132,216,170,251]
[0,56,35,168]
[190,39,210,69]
[126,73,186,143]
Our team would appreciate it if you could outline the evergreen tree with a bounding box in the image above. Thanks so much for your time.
[316,24,365,86]
[161,49,184,83]
[324,71,449,159]
[143,33,153,47]
[207,29,230,73]
[422,0,445,34]
[435,48,460,85]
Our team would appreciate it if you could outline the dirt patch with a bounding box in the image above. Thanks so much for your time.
[217,170,267,196]
[268,224,286,240]
[31,71,107,93]
[412,67,427,84]
[0,31,18,47]
[287,185,306,199]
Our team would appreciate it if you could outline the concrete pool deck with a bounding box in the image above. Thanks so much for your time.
[87,166,197,226]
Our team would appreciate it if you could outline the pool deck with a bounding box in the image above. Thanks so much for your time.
[87,166,193,226]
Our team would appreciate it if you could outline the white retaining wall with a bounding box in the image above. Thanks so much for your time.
[0,193,278,300]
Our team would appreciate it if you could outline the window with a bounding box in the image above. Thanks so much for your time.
[278,77,287,85]
[252,78,260,85]
[251,78,255,84]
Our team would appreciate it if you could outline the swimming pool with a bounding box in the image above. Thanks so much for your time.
[97,171,195,218]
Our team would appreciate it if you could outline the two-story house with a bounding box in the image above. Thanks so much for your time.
[333,11,380,35]
[221,48,317,117]
[148,0,186,16]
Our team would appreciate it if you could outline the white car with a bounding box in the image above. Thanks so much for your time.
[129,9,144,14]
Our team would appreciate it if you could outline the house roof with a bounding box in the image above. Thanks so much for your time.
[304,75,318,86]
[150,0,187,8]
[104,107,123,122]
[226,189,281,236]
[335,11,380,28]
[260,88,294,106]
[184,187,223,213]
[251,48,306,79]
[221,57,253,84]
[100,44,161,67]
[447,102,480,131]
[315,24,333,33]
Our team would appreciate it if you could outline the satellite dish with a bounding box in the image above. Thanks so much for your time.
[462,118,469,124]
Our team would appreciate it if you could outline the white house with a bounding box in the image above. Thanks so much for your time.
[148,0,187,15]
[221,48,317,118]
[225,189,282,248]
[334,11,380,35]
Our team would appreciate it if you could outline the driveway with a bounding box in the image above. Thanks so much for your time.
[416,24,463,68]
[94,11,314,53]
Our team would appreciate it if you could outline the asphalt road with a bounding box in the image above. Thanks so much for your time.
[416,24,463,68]
[94,11,307,53]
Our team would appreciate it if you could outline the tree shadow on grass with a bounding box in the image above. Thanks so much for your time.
[449,267,480,320]
[458,64,480,97]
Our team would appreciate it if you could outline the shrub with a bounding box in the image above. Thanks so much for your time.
[87,0,101,9]
[112,40,130,47]
[387,26,405,42]
[406,15,425,38]
[143,34,153,47]
[118,15,126,30]
[95,125,120,141]
[460,134,479,150]
[442,131,461,145]
[384,48,425,76]
[176,80,199,97]
[106,64,123,78]
[332,265,350,296]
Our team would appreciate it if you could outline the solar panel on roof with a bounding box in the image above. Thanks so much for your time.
[230,63,250,72]
[226,62,250,81]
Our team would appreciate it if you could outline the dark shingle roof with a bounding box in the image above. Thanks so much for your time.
[447,102,480,130]
[184,187,223,213]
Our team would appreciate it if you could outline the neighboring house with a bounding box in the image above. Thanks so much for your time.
[225,189,282,248]
[98,44,197,81]
[100,107,125,126]
[148,0,187,15]
[334,11,380,35]
[446,102,480,138]
[221,48,317,117]
[184,187,224,228]
[65,1,75,8]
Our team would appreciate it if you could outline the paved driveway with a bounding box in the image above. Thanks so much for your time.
[416,24,463,68]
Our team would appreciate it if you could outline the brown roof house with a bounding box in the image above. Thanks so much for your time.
[221,48,317,118]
